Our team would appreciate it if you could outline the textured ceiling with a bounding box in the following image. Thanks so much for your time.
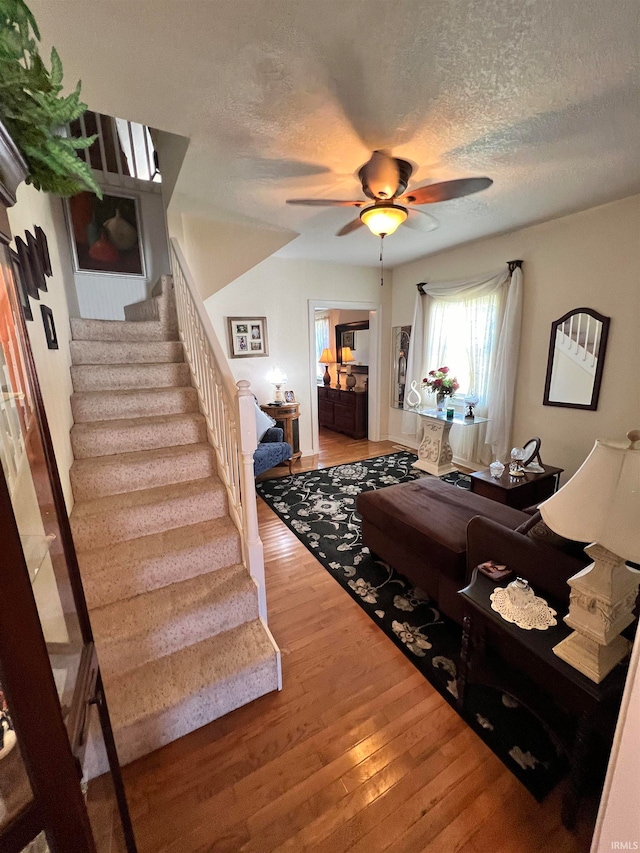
[31,0,640,266]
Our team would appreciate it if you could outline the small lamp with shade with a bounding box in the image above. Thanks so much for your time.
[341,346,356,390]
[539,429,640,683]
[266,366,288,405]
[318,348,333,386]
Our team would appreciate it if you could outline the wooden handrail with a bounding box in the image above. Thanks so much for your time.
[169,238,267,619]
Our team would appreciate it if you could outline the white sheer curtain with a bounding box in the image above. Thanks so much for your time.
[402,266,523,464]
[315,313,330,380]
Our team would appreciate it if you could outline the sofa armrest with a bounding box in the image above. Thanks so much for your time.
[261,427,284,443]
[466,516,587,606]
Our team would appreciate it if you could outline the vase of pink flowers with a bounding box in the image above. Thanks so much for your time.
[422,366,459,411]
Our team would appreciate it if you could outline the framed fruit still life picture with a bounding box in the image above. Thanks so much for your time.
[65,191,145,277]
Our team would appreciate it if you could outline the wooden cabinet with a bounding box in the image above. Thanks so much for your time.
[318,387,368,439]
[0,128,137,853]
[260,403,301,461]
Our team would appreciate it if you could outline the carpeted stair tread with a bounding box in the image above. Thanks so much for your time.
[70,442,216,500]
[104,619,278,765]
[78,517,242,610]
[70,362,192,392]
[91,564,258,674]
[71,386,199,423]
[70,340,184,365]
[70,475,227,550]
[70,317,175,342]
[71,412,208,459]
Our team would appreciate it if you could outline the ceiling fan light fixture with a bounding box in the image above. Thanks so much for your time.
[360,204,407,237]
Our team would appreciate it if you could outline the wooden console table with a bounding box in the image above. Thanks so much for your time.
[457,570,627,828]
[318,386,368,439]
[412,409,488,476]
[260,402,301,461]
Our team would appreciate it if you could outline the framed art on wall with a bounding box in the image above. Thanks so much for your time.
[10,249,33,321]
[227,317,269,358]
[26,230,47,292]
[15,236,39,300]
[40,305,58,350]
[65,190,145,277]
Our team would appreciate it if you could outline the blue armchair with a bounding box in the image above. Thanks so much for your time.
[253,427,293,477]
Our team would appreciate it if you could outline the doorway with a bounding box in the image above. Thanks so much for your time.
[308,299,382,455]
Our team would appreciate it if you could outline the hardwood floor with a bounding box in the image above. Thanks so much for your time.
[121,429,594,852]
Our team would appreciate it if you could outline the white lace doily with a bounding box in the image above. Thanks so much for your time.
[490,587,557,630]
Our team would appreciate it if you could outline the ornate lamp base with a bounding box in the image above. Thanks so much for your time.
[553,632,630,684]
[553,543,640,683]
[322,366,331,386]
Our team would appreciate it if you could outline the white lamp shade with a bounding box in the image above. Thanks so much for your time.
[266,366,288,385]
[341,346,355,363]
[318,348,333,364]
[540,436,640,563]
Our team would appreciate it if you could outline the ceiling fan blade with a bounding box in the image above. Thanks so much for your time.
[336,218,365,237]
[399,177,493,205]
[403,209,439,232]
[360,151,401,200]
[286,198,364,207]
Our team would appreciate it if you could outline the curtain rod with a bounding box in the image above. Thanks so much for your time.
[415,260,523,292]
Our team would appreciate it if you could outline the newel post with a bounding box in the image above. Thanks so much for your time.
[236,380,268,620]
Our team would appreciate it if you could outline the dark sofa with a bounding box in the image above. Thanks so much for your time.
[357,478,588,625]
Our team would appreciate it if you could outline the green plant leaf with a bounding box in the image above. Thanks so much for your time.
[49,46,62,90]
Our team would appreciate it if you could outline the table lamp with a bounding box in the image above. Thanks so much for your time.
[539,429,640,683]
[342,346,356,390]
[266,366,288,404]
[318,348,333,386]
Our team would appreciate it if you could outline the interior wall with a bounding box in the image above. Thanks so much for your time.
[8,185,78,510]
[176,209,298,300]
[205,256,389,456]
[73,186,170,320]
[389,194,640,480]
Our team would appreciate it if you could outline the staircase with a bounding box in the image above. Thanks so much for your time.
[68,278,279,766]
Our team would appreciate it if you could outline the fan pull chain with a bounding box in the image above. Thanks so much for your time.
[380,235,384,286]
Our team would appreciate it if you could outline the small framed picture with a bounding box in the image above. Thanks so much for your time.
[35,225,52,278]
[15,236,39,300]
[227,317,268,358]
[10,249,33,321]
[40,305,58,350]
[284,390,296,403]
[341,330,355,350]
[26,230,47,292]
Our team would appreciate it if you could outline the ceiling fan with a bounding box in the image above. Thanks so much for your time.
[286,151,493,238]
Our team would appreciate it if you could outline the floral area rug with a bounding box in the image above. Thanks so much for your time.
[256,451,565,800]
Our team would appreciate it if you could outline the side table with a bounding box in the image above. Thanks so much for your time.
[470,464,563,509]
[261,402,301,462]
[457,570,627,828]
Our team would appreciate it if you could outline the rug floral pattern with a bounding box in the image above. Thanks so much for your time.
[257,451,564,799]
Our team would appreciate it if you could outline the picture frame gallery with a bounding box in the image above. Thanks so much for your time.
[227,317,269,358]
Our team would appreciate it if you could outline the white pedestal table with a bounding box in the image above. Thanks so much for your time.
[412,409,489,476]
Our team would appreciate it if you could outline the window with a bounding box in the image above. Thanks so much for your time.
[426,293,499,403]
[315,313,330,381]
[425,292,500,463]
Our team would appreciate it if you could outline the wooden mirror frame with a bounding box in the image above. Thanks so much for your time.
[335,320,369,374]
[522,437,542,467]
[542,307,610,411]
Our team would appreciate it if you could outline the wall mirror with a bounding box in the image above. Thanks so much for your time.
[391,325,411,409]
[543,308,610,410]
[336,321,369,374]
